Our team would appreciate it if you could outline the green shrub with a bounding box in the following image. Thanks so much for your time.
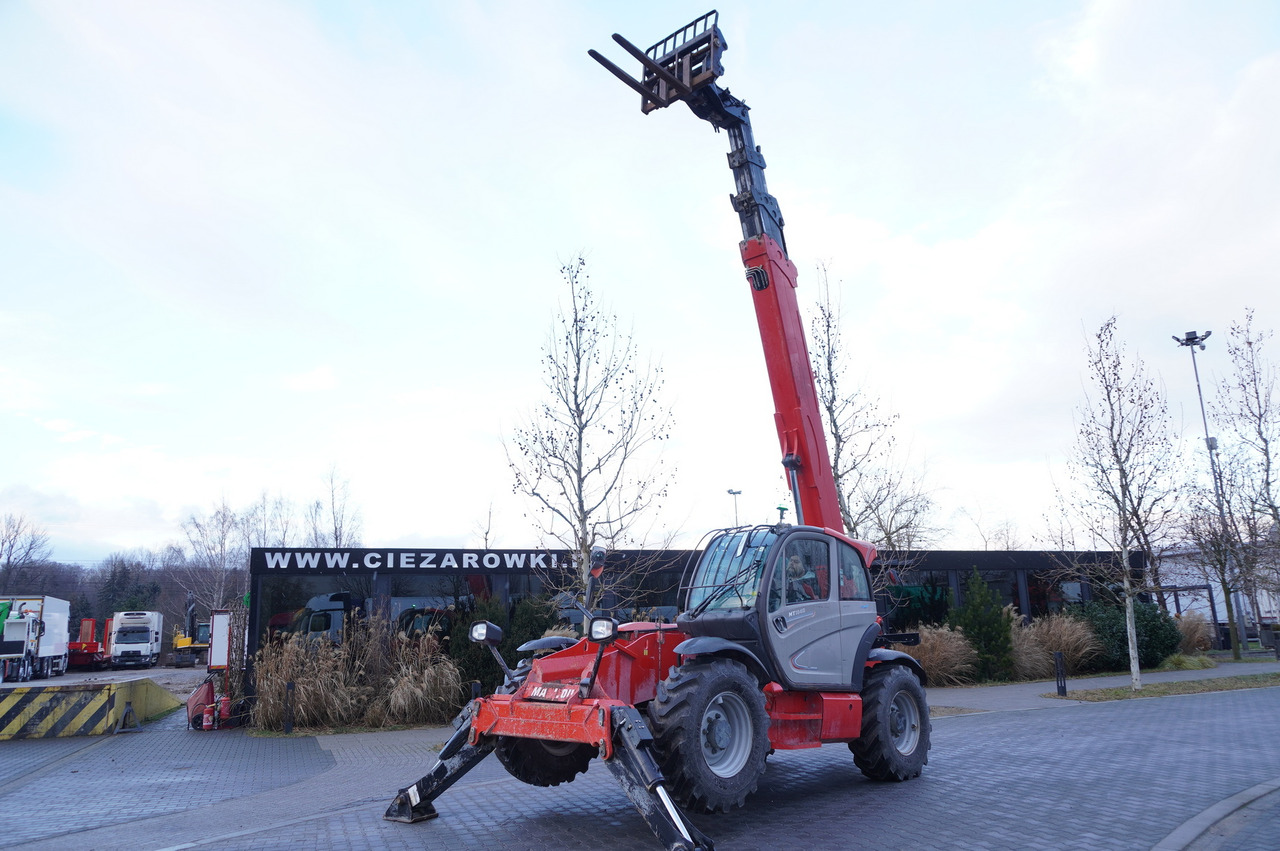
[447,596,560,694]
[1073,601,1182,671]
[946,569,1014,681]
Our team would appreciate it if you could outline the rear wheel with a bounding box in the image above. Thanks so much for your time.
[647,658,769,813]
[850,664,930,781]
[494,736,594,787]
[55,653,68,676]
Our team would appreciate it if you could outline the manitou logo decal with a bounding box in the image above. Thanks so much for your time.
[249,548,568,575]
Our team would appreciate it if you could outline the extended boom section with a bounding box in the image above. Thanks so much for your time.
[588,10,839,531]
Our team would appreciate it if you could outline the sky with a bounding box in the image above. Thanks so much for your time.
[2,1,1279,564]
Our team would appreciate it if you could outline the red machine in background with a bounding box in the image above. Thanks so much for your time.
[386,13,930,851]
[68,617,112,670]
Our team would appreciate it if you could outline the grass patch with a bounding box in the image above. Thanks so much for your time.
[1045,673,1280,702]
[929,705,984,718]
[1155,653,1217,671]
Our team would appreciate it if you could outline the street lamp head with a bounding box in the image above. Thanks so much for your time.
[1175,330,1211,350]
[727,489,741,496]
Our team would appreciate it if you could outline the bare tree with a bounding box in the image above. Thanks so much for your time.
[0,513,52,593]
[1211,311,1280,624]
[1177,444,1270,659]
[507,257,674,608]
[243,492,298,548]
[809,265,940,554]
[180,498,248,612]
[1067,317,1181,689]
[306,468,362,548]
[961,505,1024,551]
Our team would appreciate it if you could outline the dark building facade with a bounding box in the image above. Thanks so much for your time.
[247,545,1143,662]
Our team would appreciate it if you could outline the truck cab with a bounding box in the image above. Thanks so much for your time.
[110,611,163,669]
[678,524,883,691]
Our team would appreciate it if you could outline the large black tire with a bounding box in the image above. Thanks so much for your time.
[850,664,930,781]
[647,658,769,813]
[55,653,68,676]
[494,736,594,787]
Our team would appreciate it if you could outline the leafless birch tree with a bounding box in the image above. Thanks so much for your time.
[306,468,362,548]
[507,257,674,609]
[1068,317,1181,689]
[180,498,249,611]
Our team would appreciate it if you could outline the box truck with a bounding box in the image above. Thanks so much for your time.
[0,596,71,681]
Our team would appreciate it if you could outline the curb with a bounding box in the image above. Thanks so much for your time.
[1150,777,1280,850]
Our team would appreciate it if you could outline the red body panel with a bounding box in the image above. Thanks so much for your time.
[471,694,622,757]
[741,234,844,533]
[469,625,688,756]
[469,625,868,755]
[762,682,864,749]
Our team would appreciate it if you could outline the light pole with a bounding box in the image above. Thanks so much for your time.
[727,489,741,526]
[1173,330,1245,650]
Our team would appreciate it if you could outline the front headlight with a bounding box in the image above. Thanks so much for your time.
[469,620,504,646]
[588,616,619,645]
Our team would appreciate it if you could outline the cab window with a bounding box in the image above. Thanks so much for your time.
[838,542,872,601]
[769,538,832,609]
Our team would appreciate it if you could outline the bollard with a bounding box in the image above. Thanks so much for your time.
[284,681,295,735]
[1054,651,1067,697]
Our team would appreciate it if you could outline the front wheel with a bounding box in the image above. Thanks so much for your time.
[494,736,594,786]
[647,658,769,813]
[850,664,930,781]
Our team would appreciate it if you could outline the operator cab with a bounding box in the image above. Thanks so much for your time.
[679,524,880,691]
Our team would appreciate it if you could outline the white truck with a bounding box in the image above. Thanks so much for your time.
[0,596,71,682]
[110,611,164,669]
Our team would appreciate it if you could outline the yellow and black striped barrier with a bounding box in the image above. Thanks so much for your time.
[0,679,181,739]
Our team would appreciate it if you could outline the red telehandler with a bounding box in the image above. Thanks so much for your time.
[385,13,930,850]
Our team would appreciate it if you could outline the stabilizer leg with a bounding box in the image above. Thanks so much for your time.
[605,706,714,851]
[384,708,495,823]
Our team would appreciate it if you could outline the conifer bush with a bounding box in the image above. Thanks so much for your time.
[946,569,1014,681]
[447,596,560,694]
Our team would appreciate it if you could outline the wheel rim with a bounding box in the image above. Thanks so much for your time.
[539,739,583,758]
[700,690,753,778]
[887,690,921,755]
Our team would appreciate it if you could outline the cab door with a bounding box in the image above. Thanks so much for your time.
[836,540,879,684]
[764,534,844,688]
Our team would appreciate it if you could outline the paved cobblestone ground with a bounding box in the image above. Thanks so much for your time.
[2,685,1277,850]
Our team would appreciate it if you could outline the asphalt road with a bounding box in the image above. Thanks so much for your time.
[1,677,1277,851]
